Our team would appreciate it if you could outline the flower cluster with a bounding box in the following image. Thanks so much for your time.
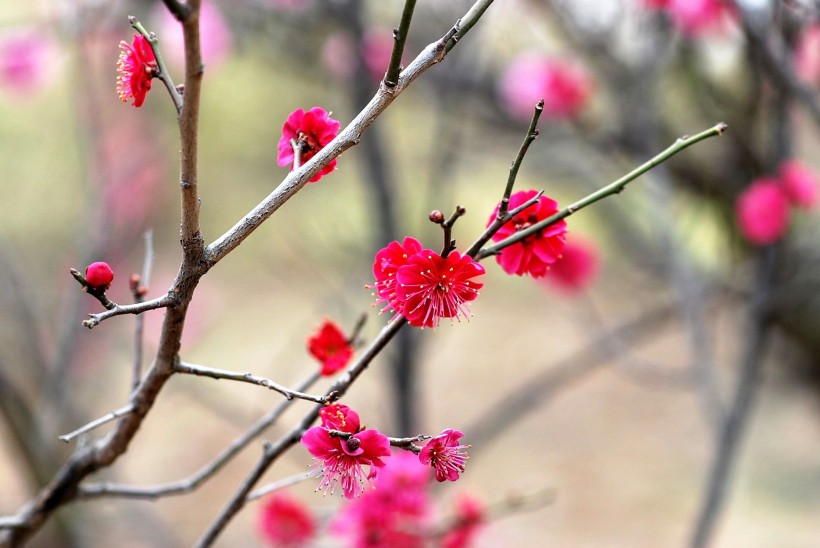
[307,320,353,376]
[257,492,315,547]
[371,238,485,328]
[301,404,391,499]
[498,53,592,121]
[642,0,735,37]
[735,159,819,245]
[277,107,341,183]
[116,34,157,108]
[487,190,567,278]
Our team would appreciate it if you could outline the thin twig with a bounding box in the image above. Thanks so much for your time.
[440,205,466,257]
[129,17,184,114]
[82,294,176,329]
[131,230,154,393]
[175,362,329,403]
[58,404,135,444]
[384,0,418,87]
[246,472,317,502]
[78,373,321,500]
[477,123,728,259]
[387,434,431,454]
[499,100,543,217]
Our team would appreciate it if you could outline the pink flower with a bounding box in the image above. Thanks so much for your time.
[499,54,592,120]
[302,404,391,499]
[370,237,424,314]
[153,1,232,69]
[488,190,567,278]
[0,30,55,95]
[277,107,341,182]
[735,177,790,245]
[419,429,469,483]
[442,494,485,548]
[257,492,315,547]
[307,320,353,376]
[117,34,157,107]
[395,250,485,328]
[541,238,599,294]
[644,0,735,37]
[796,24,820,86]
[779,160,818,210]
[332,451,432,548]
[85,262,114,291]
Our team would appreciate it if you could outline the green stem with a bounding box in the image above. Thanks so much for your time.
[499,100,543,217]
[477,122,728,260]
[129,17,184,114]
[384,0,417,87]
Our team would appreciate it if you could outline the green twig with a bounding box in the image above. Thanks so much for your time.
[129,16,183,115]
[477,123,728,260]
[384,0,418,87]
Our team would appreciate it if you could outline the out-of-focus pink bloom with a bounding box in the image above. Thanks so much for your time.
[85,262,114,291]
[332,451,432,548]
[0,30,55,95]
[322,28,407,82]
[277,107,341,182]
[796,24,820,85]
[153,1,231,69]
[419,429,469,483]
[395,250,485,329]
[499,53,593,120]
[257,492,315,547]
[643,0,735,37]
[442,494,485,548]
[370,237,424,314]
[488,190,568,278]
[117,34,157,107]
[307,320,353,376]
[302,404,391,499]
[779,160,819,210]
[735,177,790,245]
[541,238,599,294]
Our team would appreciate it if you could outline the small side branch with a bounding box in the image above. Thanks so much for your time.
[129,16,184,114]
[388,434,431,454]
[384,0,418,87]
[175,362,329,404]
[58,404,135,443]
[499,100,543,217]
[477,123,728,260]
[82,294,175,329]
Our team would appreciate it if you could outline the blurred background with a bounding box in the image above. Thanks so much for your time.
[1,0,819,546]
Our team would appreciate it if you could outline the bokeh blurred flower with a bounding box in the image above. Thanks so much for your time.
[796,24,820,86]
[371,237,424,314]
[395,249,485,328]
[332,451,432,547]
[307,320,353,376]
[153,0,232,69]
[735,177,790,245]
[541,238,599,294]
[257,492,315,547]
[419,429,469,482]
[277,107,341,182]
[117,34,157,107]
[498,53,592,120]
[302,404,391,499]
[85,262,114,291]
[442,494,485,548]
[779,160,819,210]
[0,30,55,96]
[643,0,734,37]
[488,190,567,278]
[323,28,407,82]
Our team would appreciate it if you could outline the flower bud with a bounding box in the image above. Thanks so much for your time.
[85,262,114,291]
[428,210,445,224]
